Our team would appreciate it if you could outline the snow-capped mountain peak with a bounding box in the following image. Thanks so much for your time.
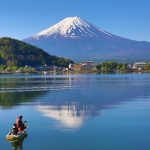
[33,16,112,39]
[24,16,150,62]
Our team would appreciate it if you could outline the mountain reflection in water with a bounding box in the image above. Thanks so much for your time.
[1,75,150,150]
[34,75,150,130]
[37,105,95,128]
[1,75,150,130]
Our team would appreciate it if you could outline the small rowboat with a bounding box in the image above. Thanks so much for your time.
[6,124,28,141]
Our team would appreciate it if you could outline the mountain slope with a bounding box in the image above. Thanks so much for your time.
[0,37,73,67]
[24,16,150,62]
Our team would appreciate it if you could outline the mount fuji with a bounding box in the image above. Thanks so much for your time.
[24,16,150,62]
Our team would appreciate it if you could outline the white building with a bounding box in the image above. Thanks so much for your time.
[69,63,74,71]
[132,62,146,70]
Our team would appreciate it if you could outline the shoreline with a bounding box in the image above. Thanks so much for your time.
[0,71,150,75]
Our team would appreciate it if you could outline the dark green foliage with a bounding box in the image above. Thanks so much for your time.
[0,37,73,67]
[144,62,150,70]
[96,62,130,73]
[0,91,47,108]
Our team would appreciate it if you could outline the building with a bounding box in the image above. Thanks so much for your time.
[69,63,74,71]
[132,62,146,70]
[36,64,51,71]
[68,61,95,72]
[81,61,95,70]
[73,64,82,71]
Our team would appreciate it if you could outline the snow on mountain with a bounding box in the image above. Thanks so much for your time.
[24,16,150,62]
[33,16,113,39]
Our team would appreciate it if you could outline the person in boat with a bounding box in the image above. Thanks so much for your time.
[16,116,24,132]
[12,123,19,135]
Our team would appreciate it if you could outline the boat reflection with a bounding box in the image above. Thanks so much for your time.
[10,134,27,150]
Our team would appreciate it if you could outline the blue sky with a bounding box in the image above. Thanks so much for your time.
[0,0,150,41]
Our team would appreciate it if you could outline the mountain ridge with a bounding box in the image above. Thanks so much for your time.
[0,37,73,67]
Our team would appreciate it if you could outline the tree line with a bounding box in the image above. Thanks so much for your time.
[96,62,131,73]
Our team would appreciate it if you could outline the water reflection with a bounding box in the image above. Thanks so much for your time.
[0,77,74,93]
[0,76,76,108]
[1,75,150,130]
[35,75,150,130]
[1,75,150,150]
[0,91,47,108]
[10,134,27,150]
[37,105,93,128]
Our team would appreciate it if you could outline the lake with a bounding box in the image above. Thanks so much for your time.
[0,74,150,150]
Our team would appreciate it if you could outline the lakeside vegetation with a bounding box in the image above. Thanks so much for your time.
[1,37,150,74]
[96,62,131,73]
[1,61,150,74]
[96,62,150,73]
[0,65,36,73]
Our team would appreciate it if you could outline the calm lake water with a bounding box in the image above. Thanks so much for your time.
[0,74,150,150]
